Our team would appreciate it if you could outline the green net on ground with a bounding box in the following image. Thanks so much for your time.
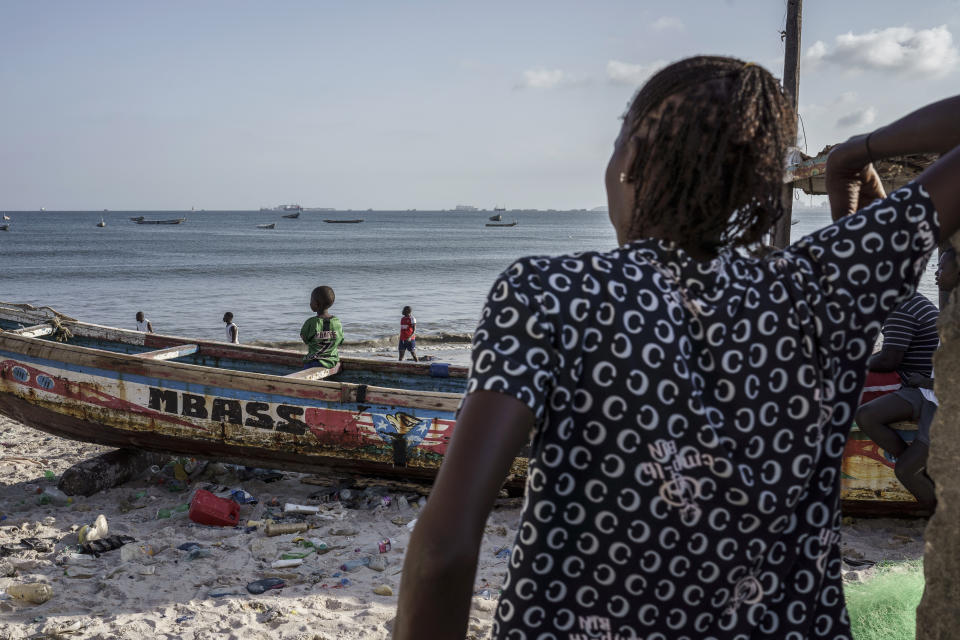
[845,560,924,640]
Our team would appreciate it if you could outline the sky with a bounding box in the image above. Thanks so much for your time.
[1,0,958,211]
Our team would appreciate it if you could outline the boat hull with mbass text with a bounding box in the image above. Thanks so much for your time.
[0,303,927,513]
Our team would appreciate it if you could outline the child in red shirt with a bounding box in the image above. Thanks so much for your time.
[399,306,418,362]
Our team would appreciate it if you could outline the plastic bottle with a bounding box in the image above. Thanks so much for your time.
[271,558,303,568]
[280,550,314,560]
[155,503,189,519]
[264,522,308,537]
[284,503,320,514]
[187,548,212,561]
[6,583,53,604]
[340,557,371,572]
[38,487,71,506]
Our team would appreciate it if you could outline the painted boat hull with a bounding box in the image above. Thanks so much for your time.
[0,305,926,513]
[0,306,528,486]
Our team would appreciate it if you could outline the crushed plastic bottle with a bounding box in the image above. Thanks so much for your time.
[38,487,71,506]
[155,503,189,519]
[187,548,212,561]
[271,558,303,568]
[340,557,371,572]
[284,503,320,514]
[264,522,308,537]
[6,583,53,604]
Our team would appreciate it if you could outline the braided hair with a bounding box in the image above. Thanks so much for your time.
[622,56,793,253]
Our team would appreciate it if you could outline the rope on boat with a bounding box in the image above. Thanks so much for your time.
[0,300,77,322]
[48,316,74,343]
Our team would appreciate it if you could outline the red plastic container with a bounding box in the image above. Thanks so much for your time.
[189,489,240,526]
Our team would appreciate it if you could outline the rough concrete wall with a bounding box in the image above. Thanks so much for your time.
[916,239,960,638]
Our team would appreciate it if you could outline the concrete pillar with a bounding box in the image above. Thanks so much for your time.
[916,236,960,638]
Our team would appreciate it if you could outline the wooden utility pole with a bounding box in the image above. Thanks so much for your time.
[773,0,802,248]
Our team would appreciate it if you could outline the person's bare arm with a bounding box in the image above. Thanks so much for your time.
[866,347,905,372]
[826,95,960,236]
[394,391,533,640]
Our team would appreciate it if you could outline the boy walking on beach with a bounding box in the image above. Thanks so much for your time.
[301,286,344,369]
[399,306,418,362]
[223,312,239,344]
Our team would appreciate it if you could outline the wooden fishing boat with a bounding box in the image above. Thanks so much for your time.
[324,219,364,224]
[485,221,517,227]
[257,223,276,229]
[0,304,927,514]
[0,304,512,487]
[135,218,187,225]
[281,212,301,219]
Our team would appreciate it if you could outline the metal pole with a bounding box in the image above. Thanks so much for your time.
[773,0,802,248]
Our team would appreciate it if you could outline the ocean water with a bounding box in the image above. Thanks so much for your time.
[0,208,939,351]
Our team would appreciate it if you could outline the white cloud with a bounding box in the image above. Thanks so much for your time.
[805,25,958,76]
[517,68,572,89]
[652,16,684,31]
[606,59,668,86]
[836,106,878,129]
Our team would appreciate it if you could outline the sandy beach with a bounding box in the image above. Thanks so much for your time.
[0,414,927,640]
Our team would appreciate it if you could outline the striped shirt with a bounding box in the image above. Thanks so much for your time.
[881,293,938,377]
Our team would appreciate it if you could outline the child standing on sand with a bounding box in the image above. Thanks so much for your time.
[301,286,344,369]
[399,306,418,362]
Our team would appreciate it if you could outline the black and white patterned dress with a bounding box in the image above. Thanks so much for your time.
[465,183,938,640]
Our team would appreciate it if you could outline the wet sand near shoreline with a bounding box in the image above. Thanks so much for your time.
[0,414,927,639]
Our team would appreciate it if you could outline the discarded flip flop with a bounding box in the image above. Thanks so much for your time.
[20,537,52,552]
[79,535,135,555]
[0,538,52,556]
[246,578,285,594]
[842,557,876,569]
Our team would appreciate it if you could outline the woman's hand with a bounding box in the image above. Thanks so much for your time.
[825,134,886,221]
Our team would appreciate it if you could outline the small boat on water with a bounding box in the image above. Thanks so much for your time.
[488,214,502,222]
[0,303,929,514]
[2,215,9,221]
[129,216,145,222]
[257,223,276,230]
[324,219,364,224]
[282,212,301,219]
[485,221,518,227]
[0,225,8,232]
[135,218,187,225]
[96,217,106,228]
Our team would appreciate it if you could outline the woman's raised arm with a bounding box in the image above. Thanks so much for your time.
[826,95,960,238]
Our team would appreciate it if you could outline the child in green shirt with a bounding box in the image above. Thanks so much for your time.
[300,286,344,369]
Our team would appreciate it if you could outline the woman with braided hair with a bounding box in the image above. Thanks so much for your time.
[395,56,960,639]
